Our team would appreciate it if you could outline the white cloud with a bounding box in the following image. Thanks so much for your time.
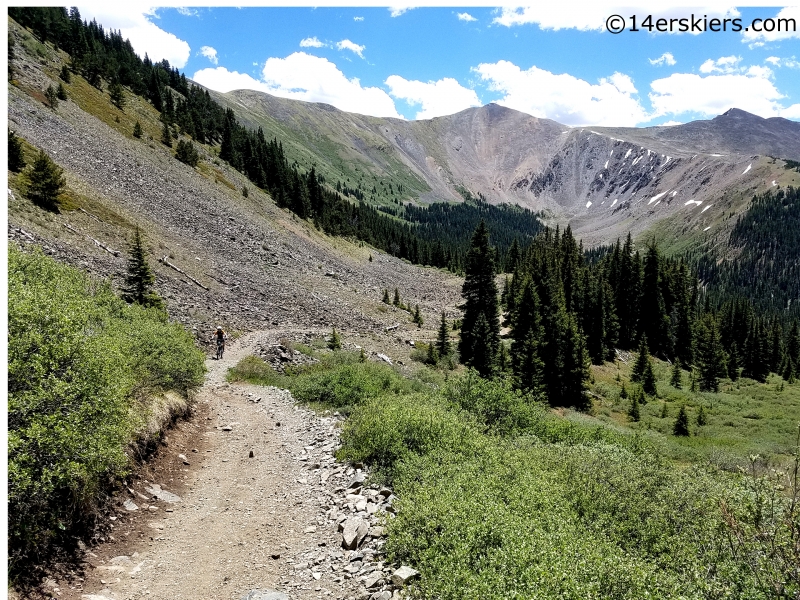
[742,6,800,44]
[389,7,414,18]
[336,39,365,59]
[649,52,676,66]
[649,71,786,119]
[766,56,781,65]
[176,7,198,17]
[764,56,800,69]
[199,46,218,65]
[354,16,364,22]
[660,120,683,126]
[781,104,800,119]
[457,12,477,22]
[300,37,326,48]
[493,6,740,35]
[699,55,741,74]
[194,55,401,118]
[385,76,481,119]
[473,60,648,126]
[78,6,191,68]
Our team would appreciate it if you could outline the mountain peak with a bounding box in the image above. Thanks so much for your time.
[717,108,765,121]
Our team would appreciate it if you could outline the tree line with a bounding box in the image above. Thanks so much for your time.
[458,221,800,410]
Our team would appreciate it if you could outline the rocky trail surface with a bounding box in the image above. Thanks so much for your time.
[43,331,413,600]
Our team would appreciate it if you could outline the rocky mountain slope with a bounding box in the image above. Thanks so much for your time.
[209,90,800,246]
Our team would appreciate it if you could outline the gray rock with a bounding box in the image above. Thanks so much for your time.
[342,517,370,550]
[144,485,181,504]
[241,591,289,600]
[348,473,366,489]
[370,592,392,600]
[391,566,420,586]
[123,499,138,511]
[363,572,383,589]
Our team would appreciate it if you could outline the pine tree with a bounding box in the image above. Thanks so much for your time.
[642,359,657,396]
[8,130,25,172]
[620,382,628,400]
[670,358,682,389]
[673,405,690,436]
[59,64,71,83]
[108,80,125,110]
[393,288,401,307]
[382,289,390,304]
[727,341,740,381]
[426,342,438,365]
[785,320,800,381]
[328,328,342,350]
[44,85,58,110]
[631,336,651,383]
[639,242,670,356]
[696,313,726,392]
[660,402,668,418]
[161,120,172,147]
[436,312,451,359]
[122,226,163,308]
[175,139,199,167]
[510,279,545,394]
[628,388,641,421]
[413,304,423,328]
[56,82,68,101]
[559,313,591,409]
[25,149,65,211]
[359,347,366,363]
[459,220,500,376]
[133,120,143,138]
[697,405,708,426]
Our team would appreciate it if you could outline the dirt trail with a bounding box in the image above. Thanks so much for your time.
[60,331,395,600]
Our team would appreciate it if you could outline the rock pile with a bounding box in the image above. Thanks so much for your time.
[254,343,319,373]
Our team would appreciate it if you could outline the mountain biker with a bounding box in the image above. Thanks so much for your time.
[211,326,227,359]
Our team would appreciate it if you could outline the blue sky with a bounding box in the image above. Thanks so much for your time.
[78,4,800,126]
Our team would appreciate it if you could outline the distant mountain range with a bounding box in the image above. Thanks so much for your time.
[208,89,800,245]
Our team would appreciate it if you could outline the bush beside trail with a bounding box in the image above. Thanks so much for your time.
[7,246,205,574]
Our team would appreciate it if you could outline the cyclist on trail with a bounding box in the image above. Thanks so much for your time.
[211,326,227,359]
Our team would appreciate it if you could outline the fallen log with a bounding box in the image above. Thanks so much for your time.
[159,256,210,290]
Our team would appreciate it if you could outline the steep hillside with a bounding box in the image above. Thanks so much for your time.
[7,18,463,347]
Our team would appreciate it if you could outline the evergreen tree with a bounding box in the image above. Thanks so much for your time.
[426,341,438,365]
[639,242,670,356]
[8,130,25,172]
[108,79,125,110]
[558,313,591,409]
[620,382,628,400]
[133,120,142,138]
[359,347,366,363]
[673,405,690,436]
[727,341,740,381]
[25,149,65,211]
[631,336,651,383]
[785,320,800,381]
[382,289,390,304]
[59,64,71,83]
[393,288,401,307]
[660,402,668,418]
[459,221,500,375]
[436,312,451,359]
[642,359,657,396]
[413,304,423,328]
[56,82,68,101]
[161,120,172,147]
[670,358,682,389]
[44,85,58,109]
[328,328,342,350]
[697,405,708,426]
[122,227,163,308]
[696,313,726,392]
[742,319,770,382]
[175,139,199,167]
[510,279,545,395]
[628,388,641,421]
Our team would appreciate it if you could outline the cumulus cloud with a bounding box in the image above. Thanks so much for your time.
[300,37,326,48]
[699,55,741,74]
[389,7,414,18]
[473,60,648,126]
[457,12,477,22]
[649,71,786,119]
[176,7,198,17]
[660,120,683,126]
[742,6,800,44]
[649,52,676,66]
[781,104,800,119]
[354,16,364,22]
[493,6,740,34]
[193,55,402,119]
[199,46,218,65]
[765,56,781,65]
[336,39,365,58]
[385,76,481,119]
[78,6,191,68]
[764,56,800,69]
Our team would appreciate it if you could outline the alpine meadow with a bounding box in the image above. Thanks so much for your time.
[6,6,800,600]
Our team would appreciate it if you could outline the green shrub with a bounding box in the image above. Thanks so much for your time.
[7,247,205,571]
